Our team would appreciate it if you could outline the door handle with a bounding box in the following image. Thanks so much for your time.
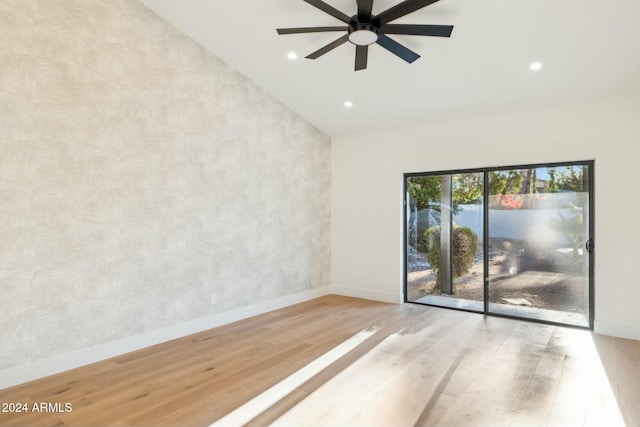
[585,239,594,254]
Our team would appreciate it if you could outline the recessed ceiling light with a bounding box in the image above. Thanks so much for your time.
[530,62,543,71]
[344,101,353,108]
[287,51,298,61]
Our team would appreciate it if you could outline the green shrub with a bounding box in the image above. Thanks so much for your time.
[424,225,478,281]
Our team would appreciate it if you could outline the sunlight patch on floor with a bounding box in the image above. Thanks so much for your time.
[210,311,631,427]
[581,333,626,427]
[270,323,457,427]
[208,328,378,427]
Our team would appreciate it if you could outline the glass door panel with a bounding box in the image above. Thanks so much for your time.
[486,165,591,327]
[406,172,484,312]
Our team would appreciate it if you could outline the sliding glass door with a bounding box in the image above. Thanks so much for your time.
[405,162,593,328]
[405,172,484,312]
[486,165,591,327]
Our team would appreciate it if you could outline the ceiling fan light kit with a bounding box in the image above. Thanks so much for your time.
[277,0,454,71]
[348,25,378,46]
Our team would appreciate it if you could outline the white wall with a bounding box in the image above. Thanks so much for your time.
[0,0,330,388]
[331,95,640,339]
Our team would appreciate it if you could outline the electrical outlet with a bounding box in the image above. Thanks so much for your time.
[210,294,218,305]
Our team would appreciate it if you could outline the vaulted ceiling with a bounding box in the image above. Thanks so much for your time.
[140,0,640,137]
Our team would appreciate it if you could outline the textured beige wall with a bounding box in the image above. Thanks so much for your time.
[0,0,330,370]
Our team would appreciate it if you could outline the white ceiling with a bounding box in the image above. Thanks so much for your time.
[139,0,640,137]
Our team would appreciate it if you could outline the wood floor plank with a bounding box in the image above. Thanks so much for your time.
[0,296,638,427]
[614,337,640,427]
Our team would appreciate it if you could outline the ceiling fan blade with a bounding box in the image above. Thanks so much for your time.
[381,24,453,37]
[306,34,349,59]
[376,34,420,63]
[355,45,368,71]
[277,26,348,35]
[303,0,351,24]
[357,0,374,22]
[377,0,439,25]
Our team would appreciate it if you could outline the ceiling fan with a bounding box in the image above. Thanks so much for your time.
[276,0,454,71]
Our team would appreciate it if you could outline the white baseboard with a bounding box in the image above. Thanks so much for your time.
[0,286,330,391]
[330,285,402,304]
[594,319,640,340]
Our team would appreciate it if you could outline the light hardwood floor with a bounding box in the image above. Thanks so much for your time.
[0,295,638,427]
